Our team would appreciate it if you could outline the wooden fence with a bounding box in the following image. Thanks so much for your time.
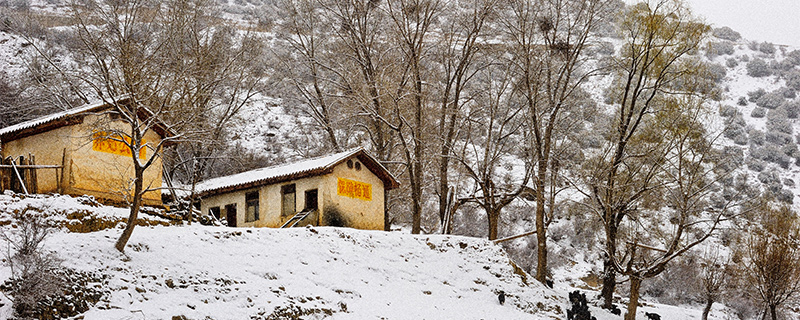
[0,155,62,195]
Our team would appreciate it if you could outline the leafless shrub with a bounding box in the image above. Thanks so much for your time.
[0,206,64,318]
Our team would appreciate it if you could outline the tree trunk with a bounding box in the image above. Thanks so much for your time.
[534,174,548,283]
[769,304,777,320]
[701,298,714,320]
[601,222,618,308]
[488,209,499,240]
[115,166,144,252]
[624,276,642,320]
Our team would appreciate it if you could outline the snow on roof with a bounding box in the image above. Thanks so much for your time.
[0,99,110,138]
[196,147,397,196]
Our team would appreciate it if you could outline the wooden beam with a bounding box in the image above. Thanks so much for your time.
[0,165,63,169]
[493,230,537,244]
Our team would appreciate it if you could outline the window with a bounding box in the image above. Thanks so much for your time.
[355,161,362,170]
[245,191,259,222]
[281,184,296,216]
[209,207,221,220]
[347,159,353,169]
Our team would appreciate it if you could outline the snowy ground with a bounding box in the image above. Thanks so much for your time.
[0,194,564,319]
[0,194,747,320]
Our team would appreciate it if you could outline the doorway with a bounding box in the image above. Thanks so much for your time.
[225,203,237,227]
[305,189,318,211]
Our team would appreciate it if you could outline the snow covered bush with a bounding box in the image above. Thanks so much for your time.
[746,58,771,77]
[746,156,766,172]
[726,57,738,68]
[756,91,785,109]
[707,41,735,57]
[737,96,748,106]
[748,128,765,145]
[766,110,793,134]
[785,70,800,90]
[780,101,800,118]
[748,88,766,102]
[718,105,738,118]
[706,63,727,83]
[723,114,748,145]
[0,207,63,318]
[758,42,776,55]
[712,26,741,41]
[750,107,766,118]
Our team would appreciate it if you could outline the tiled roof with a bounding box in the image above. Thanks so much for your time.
[196,148,399,197]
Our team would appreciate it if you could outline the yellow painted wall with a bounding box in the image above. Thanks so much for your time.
[1,113,163,206]
[323,159,385,230]
[200,156,385,230]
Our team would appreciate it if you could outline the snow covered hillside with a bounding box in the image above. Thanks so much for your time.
[0,195,566,319]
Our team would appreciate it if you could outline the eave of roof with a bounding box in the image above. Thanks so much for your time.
[196,148,400,198]
[0,96,176,143]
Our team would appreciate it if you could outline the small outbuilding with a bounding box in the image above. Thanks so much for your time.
[0,98,170,206]
[196,148,399,230]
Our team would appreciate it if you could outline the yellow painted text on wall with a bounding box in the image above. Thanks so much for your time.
[337,178,372,201]
[92,132,146,159]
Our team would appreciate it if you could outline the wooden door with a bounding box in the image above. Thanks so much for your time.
[225,203,237,227]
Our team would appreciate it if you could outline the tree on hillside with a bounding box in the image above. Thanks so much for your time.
[742,204,800,320]
[454,56,531,240]
[606,95,738,320]
[502,0,614,284]
[275,0,344,152]
[385,0,441,234]
[579,0,712,308]
[433,0,495,235]
[24,0,264,252]
[318,0,402,231]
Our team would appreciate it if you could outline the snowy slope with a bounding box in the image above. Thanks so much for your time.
[0,199,565,319]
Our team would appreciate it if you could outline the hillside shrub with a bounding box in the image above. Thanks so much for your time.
[712,26,741,41]
[746,156,765,172]
[0,207,63,318]
[746,58,771,77]
[707,41,735,57]
[748,128,765,145]
[706,63,727,83]
[781,101,800,119]
[766,110,792,134]
[777,189,794,204]
[758,42,776,55]
[718,105,738,117]
[726,57,738,68]
[723,115,748,145]
[748,88,766,102]
[737,97,748,106]
[756,91,785,109]
[750,107,766,118]
[785,70,800,90]
[786,50,800,66]
[757,145,792,169]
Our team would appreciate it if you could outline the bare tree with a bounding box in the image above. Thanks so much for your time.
[742,204,800,320]
[608,95,736,320]
[274,0,343,151]
[502,0,613,284]
[579,0,711,308]
[698,246,730,320]
[454,58,531,240]
[26,0,262,252]
[433,0,495,233]
[384,0,441,234]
